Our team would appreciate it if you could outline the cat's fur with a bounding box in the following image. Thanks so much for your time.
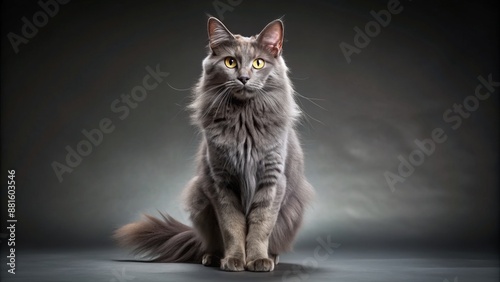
[114,17,314,272]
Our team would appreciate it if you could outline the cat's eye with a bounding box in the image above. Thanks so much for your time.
[224,57,237,68]
[252,58,265,69]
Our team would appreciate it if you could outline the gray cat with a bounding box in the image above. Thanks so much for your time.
[114,17,314,272]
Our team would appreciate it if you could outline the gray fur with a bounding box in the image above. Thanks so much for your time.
[115,17,314,272]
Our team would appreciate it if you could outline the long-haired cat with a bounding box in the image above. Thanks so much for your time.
[114,17,314,272]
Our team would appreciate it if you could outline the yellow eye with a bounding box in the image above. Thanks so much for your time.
[252,58,265,69]
[224,57,237,68]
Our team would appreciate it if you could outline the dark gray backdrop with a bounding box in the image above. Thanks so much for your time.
[1,0,498,252]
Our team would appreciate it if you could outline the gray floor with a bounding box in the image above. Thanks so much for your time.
[1,248,498,282]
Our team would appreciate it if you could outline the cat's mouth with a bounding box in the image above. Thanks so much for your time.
[234,86,256,98]
[236,87,255,93]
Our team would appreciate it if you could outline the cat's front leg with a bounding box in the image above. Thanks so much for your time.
[211,180,247,272]
[245,158,285,272]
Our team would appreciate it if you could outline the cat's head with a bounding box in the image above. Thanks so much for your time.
[200,17,288,100]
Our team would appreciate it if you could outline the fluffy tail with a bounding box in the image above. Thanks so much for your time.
[114,213,203,263]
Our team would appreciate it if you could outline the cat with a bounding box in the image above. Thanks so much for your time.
[114,17,314,272]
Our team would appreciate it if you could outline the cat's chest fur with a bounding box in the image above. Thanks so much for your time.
[208,101,283,147]
[204,99,287,213]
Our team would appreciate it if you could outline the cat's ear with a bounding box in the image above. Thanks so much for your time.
[207,17,234,51]
[257,19,284,57]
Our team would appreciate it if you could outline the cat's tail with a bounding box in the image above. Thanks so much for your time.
[114,212,203,263]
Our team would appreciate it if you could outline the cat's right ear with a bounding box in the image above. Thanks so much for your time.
[207,17,234,52]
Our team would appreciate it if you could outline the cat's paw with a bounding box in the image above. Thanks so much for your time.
[220,257,245,272]
[246,258,275,272]
[202,253,220,267]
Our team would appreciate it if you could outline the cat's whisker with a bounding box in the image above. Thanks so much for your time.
[256,89,282,114]
[299,105,325,127]
[166,82,194,92]
[222,89,233,118]
[201,83,235,118]
[213,89,231,119]
[281,90,323,128]
[197,82,232,101]
[294,91,326,110]
[200,81,231,95]
[301,97,324,101]
[201,87,228,120]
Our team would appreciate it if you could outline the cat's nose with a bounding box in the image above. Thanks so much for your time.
[238,76,250,84]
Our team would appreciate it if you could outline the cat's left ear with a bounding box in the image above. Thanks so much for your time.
[257,19,284,57]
